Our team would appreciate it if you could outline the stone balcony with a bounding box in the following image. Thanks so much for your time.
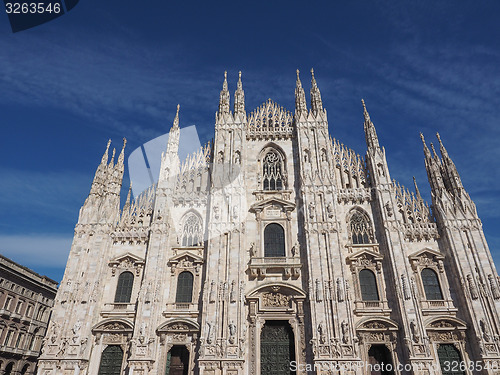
[100,302,136,318]
[248,256,301,279]
[163,303,200,319]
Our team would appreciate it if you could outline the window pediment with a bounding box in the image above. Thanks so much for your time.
[346,249,383,269]
[249,197,295,216]
[108,253,145,276]
[409,248,444,271]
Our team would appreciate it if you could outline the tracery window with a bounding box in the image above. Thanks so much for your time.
[114,271,134,303]
[264,223,285,257]
[359,269,379,301]
[262,150,284,191]
[421,268,443,300]
[181,213,203,246]
[176,271,194,303]
[97,345,124,375]
[349,210,373,244]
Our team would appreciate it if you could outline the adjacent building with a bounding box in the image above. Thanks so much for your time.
[0,254,58,375]
[37,70,500,375]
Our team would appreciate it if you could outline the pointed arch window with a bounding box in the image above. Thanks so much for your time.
[262,150,284,190]
[176,271,194,303]
[114,271,134,303]
[349,210,373,244]
[97,345,124,375]
[359,269,379,301]
[264,223,285,257]
[421,268,443,300]
[181,213,203,246]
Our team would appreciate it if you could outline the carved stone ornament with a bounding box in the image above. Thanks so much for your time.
[262,292,290,307]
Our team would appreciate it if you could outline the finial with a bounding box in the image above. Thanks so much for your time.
[361,99,366,110]
[311,68,317,87]
[106,139,111,149]
[237,71,242,89]
[420,132,425,144]
[436,132,443,146]
[296,69,300,79]
[122,137,127,149]
[223,71,228,90]
[430,143,438,158]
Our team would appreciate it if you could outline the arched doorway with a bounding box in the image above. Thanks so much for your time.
[437,344,465,375]
[165,345,189,375]
[260,320,295,375]
[97,345,124,375]
[368,344,394,375]
[4,362,14,375]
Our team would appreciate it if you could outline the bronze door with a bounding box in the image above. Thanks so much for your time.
[260,320,295,375]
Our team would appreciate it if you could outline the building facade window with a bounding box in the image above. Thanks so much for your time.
[262,150,284,191]
[181,213,203,247]
[176,271,194,303]
[114,271,134,303]
[264,223,285,257]
[4,296,12,310]
[349,210,373,244]
[359,269,379,301]
[421,268,443,300]
[97,345,124,375]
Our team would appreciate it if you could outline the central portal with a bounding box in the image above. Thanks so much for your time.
[260,320,296,375]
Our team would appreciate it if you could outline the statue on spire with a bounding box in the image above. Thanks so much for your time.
[310,68,323,115]
[295,69,307,115]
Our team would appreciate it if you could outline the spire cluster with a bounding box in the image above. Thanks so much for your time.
[217,71,247,121]
[420,133,465,197]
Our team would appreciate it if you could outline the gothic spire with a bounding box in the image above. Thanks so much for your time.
[295,69,307,115]
[167,105,181,155]
[124,182,132,210]
[310,68,323,115]
[109,148,116,167]
[101,139,111,165]
[362,99,380,151]
[117,138,127,168]
[173,104,180,129]
[234,71,245,116]
[218,71,230,116]
[413,176,422,201]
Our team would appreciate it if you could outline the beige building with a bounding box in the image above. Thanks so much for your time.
[0,254,58,375]
[38,70,500,375]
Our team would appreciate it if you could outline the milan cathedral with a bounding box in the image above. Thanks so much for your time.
[37,70,500,375]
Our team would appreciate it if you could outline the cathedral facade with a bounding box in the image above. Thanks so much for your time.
[37,70,500,375]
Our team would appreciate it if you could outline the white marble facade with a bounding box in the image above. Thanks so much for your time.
[37,70,500,375]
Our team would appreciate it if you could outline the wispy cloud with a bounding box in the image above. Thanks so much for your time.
[0,234,72,270]
[0,167,89,232]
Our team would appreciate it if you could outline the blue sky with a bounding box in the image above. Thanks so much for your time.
[0,1,499,282]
